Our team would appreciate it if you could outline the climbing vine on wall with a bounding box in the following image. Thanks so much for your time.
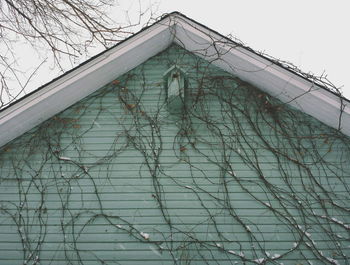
[0,44,349,265]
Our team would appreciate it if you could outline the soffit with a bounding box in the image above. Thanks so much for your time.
[0,12,349,148]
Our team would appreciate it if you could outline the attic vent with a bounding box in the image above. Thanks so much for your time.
[163,66,187,113]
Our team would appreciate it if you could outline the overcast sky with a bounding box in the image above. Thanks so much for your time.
[6,0,349,103]
[154,0,350,99]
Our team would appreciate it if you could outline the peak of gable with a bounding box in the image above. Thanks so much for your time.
[0,12,349,148]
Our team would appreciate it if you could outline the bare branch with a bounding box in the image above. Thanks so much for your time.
[0,0,154,109]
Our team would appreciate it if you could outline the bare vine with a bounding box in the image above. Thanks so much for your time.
[0,24,349,265]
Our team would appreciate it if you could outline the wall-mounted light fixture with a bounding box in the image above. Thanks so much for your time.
[163,66,187,113]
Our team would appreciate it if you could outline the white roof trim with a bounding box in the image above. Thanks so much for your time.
[171,14,350,136]
[0,13,349,148]
[0,16,174,147]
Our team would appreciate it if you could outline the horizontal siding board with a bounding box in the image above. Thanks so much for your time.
[0,189,348,201]
[0,242,344,253]
[0,232,345,246]
[0,184,348,195]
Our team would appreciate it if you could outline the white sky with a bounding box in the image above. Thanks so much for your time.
[155,0,350,99]
[5,0,349,102]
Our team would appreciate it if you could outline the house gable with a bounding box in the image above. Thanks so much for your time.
[0,12,349,149]
[0,45,349,264]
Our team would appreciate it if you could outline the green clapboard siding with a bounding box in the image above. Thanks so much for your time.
[0,45,349,265]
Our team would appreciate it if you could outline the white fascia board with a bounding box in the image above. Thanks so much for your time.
[1,13,349,149]
[0,17,174,148]
[172,14,350,136]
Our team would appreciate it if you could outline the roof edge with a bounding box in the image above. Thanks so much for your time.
[170,12,349,104]
[0,11,349,148]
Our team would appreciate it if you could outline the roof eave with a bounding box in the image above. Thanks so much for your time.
[0,12,349,148]
[0,15,175,148]
[171,13,350,136]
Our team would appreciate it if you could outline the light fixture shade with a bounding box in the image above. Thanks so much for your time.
[163,65,187,113]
